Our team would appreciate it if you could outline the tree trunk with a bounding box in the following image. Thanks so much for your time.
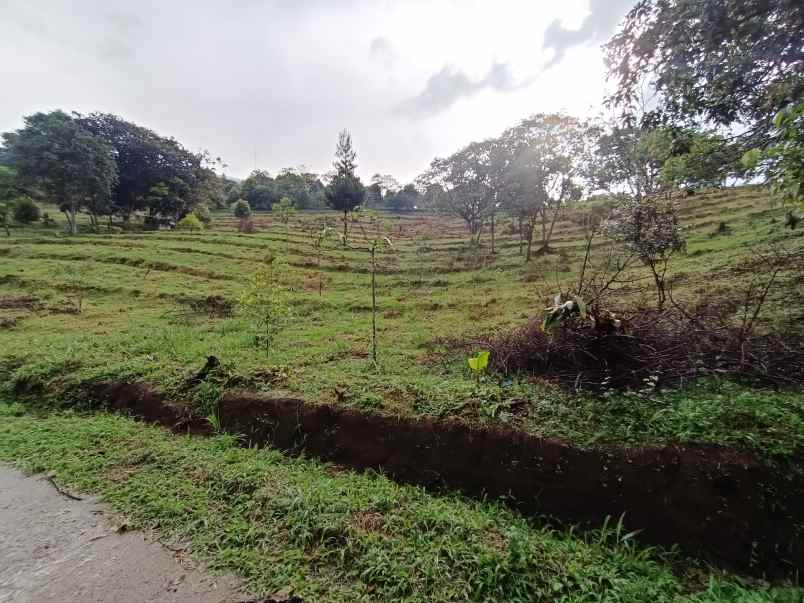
[63,204,78,236]
[490,212,495,254]
[518,216,523,255]
[525,223,534,262]
[343,210,348,247]
[371,247,377,364]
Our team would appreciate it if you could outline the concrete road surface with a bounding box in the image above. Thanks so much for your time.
[0,466,253,603]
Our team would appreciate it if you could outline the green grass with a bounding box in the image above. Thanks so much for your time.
[1,402,801,602]
[0,186,802,461]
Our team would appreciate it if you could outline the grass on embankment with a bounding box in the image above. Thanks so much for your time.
[1,402,802,602]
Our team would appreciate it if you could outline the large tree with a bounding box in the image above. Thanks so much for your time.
[421,140,498,241]
[605,0,804,135]
[2,111,118,235]
[77,112,204,222]
[325,130,365,244]
[498,114,591,260]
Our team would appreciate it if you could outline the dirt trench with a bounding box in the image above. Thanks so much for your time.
[90,381,804,577]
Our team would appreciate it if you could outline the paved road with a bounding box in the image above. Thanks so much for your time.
[0,466,251,603]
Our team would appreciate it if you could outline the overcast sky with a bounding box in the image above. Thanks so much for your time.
[1,0,633,183]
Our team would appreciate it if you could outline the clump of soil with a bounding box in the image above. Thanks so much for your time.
[0,317,17,329]
[187,295,234,317]
[0,295,39,311]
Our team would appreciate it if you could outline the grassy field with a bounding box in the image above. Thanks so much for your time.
[2,187,803,599]
[3,401,803,602]
[1,185,803,458]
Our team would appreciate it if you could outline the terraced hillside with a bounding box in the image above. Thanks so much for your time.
[1,185,802,449]
[3,185,804,596]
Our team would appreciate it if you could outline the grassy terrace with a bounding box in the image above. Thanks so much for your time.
[1,185,803,458]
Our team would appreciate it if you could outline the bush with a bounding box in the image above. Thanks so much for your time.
[193,204,212,226]
[233,199,252,219]
[13,198,41,224]
[177,214,204,232]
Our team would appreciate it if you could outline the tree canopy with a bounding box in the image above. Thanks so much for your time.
[325,130,366,243]
[605,0,804,133]
[2,111,118,234]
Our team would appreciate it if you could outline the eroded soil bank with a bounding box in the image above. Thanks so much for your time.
[90,381,804,577]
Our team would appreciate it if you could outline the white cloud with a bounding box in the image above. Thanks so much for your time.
[1,0,620,183]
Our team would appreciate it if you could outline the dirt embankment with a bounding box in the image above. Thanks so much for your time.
[90,381,804,577]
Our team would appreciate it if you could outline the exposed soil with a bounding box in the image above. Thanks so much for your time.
[0,296,39,311]
[88,381,804,577]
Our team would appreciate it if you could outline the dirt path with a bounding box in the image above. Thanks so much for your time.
[0,466,252,603]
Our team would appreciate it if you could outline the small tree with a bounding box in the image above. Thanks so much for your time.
[177,213,204,231]
[360,211,393,364]
[58,264,91,314]
[233,198,252,219]
[193,204,213,226]
[0,166,17,236]
[13,198,41,224]
[602,196,684,308]
[325,130,365,246]
[302,221,332,296]
[273,196,297,248]
[238,255,293,356]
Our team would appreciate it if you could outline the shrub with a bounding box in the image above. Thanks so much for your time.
[233,199,252,219]
[177,214,203,232]
[13,198,41,224]
[193,204,212,226]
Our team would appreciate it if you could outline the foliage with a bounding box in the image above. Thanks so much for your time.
[383,183,420,212]
[240,168,326,211]
[177,213,204,232]
[605,0,804,130]
[325,130,365,245]
[467,350,489,383]
[273,196,296,222]
[238,255,293,355]
[56,264,91,314]
[743,101,804,211]
[660,130,742,190]
[602,196,684,307]
[498,114,591,258]
[12,197,40,224]
[590,126,675,199]
[420,140,497,237]
[192,204,213,226]
[233,198,252,219]
[76,112,206,221]
[0,166,16,235]
[2,111,118,235]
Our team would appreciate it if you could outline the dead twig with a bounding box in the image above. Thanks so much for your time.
[42,474,83,501]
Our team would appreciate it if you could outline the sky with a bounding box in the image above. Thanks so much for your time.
[1,0,634,183]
